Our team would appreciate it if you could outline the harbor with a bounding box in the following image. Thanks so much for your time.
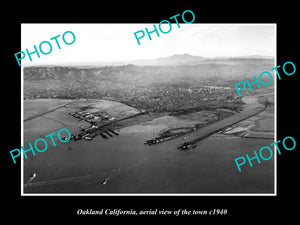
[145,95,269,152]
[69,104,147,141]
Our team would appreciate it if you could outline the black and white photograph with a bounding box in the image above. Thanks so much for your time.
[21,23,276,194]
[3,3,299,222]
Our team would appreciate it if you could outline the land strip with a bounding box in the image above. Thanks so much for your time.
[24,100,77,123]
[175,95,268,148]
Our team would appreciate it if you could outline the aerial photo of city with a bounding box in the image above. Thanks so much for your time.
[22,24,275,194]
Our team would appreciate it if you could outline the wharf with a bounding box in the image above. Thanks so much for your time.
[177,103,266,147]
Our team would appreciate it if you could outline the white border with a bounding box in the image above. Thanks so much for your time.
[274,23,277,196]
[21,23,277,196]
[21,50,24,192]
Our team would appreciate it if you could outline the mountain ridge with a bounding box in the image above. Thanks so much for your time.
[24,54,274,67]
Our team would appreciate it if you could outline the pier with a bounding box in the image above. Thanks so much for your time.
[177,103,266,148]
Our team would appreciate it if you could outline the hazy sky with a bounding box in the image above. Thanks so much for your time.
[21,23,276,65]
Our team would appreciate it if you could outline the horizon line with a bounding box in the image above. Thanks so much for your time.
[23,54,275,67]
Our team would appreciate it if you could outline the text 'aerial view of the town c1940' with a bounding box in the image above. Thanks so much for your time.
[22,24,275,195]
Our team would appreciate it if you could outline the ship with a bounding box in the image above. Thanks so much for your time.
[144,135,176,146]
[177,142,197,151]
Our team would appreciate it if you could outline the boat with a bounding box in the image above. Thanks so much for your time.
[177,142,197,151]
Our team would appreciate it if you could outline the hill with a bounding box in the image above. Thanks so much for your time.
[31,54,273,67]
[133,54,207,66]
[23,56,274,111]
[24,56,274,83]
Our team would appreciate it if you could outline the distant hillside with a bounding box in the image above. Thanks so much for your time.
[133,54,207,66]
[126,54,274,66]
[23,57,275,101]
[233,55,274,59]
[24,57,275,85]
[35,54,273,67]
